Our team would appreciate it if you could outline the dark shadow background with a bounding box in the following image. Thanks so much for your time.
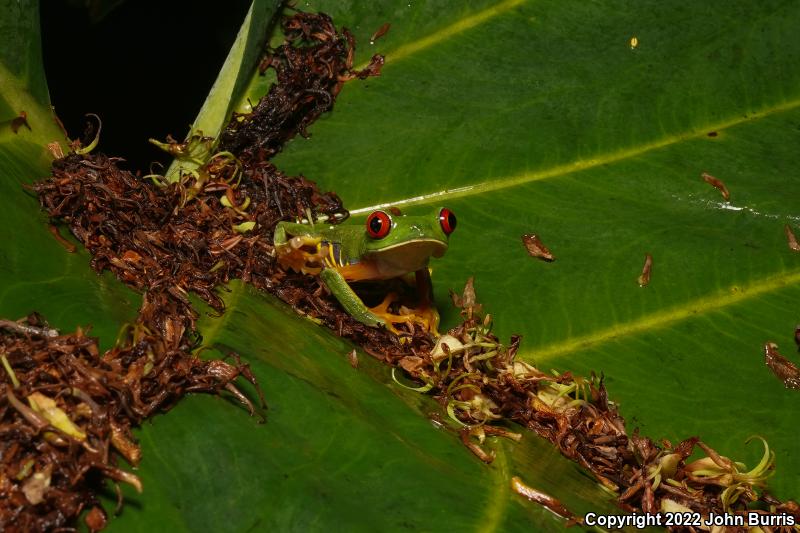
[41,1,251,171]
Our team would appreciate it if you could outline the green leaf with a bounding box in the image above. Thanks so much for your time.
[110,283,617,531]
[2,0,799,531]
[271,0,800,501]
[0,0,138,343]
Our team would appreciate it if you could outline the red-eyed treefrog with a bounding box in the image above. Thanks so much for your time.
[273,207,456,334]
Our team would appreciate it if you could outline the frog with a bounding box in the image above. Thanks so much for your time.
[273,207,457,334]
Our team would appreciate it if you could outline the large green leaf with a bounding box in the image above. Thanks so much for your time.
[2,0,799,531]
[0,0,139,342]
[271,0,800,499]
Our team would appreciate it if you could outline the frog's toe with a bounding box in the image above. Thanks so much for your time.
[416,305,440,336]
[366,293,417,334]
[367,301,440,337]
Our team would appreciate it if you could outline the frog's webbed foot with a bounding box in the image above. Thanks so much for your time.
[412,268,441,336]
[368,293,421,335]
[370,293,440,336]
[369,268,441,335]
[320,267,441,336]
[275,234,327,275]
[403,302,440,337]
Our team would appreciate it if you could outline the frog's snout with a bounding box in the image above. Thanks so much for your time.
[408,224,425,238]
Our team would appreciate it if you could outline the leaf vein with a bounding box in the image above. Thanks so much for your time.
[525,268,800,361]
[351,98,800,214]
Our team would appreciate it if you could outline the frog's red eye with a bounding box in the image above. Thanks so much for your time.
[439,208,456,236]
[366,210,392,239]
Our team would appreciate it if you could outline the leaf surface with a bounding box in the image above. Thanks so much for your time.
[272,0,800,501]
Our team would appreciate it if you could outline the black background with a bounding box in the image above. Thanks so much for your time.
[41,1,251,170]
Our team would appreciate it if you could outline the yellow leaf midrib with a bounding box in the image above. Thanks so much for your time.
[368,0,526,69]
[350,97,800,214]
[523,268,800,361]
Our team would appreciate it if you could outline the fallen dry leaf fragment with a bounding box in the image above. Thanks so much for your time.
[701,172,730,201]
[521,234,555,262]
[637,253,653,287]
[764,342,800,389]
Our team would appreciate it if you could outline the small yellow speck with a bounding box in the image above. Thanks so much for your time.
[630,36,638,49]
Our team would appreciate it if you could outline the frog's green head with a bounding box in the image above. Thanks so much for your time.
[361,207,456,276]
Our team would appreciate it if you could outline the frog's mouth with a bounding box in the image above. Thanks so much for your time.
[366,239,447,279]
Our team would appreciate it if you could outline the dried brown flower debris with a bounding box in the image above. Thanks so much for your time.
[16,9,387,530]
[390,280,800,530]
[220,11,384,158]
[0,308,261,532]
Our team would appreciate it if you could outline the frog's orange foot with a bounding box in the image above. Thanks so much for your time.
[368,293,414,335]
[369,293,440,336]
[414,304,440,336]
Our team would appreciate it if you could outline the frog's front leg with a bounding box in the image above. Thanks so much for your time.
[319,268,387,328]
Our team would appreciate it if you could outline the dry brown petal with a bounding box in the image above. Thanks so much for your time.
[398,356,425,374]
[122,250,142,262]
[370,22,391,44]
[510,476,578,521]
[637,253,653,287]
[522,234,555,262]
[482,425,522,442]
[785,224,800,252]
[701,172,730,201]
[460,428,494,463]
[462,276,477,308]
[99,465,143,493]
[764,342,800,389]
[47,141,65,159]
[85,506,107,532]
